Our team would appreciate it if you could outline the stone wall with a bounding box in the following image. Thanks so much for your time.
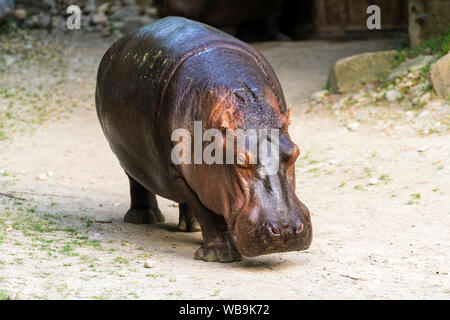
[2,0,158,36]
[409,0,450,47]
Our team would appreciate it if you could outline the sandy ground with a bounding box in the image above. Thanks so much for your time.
[0,33,449,299]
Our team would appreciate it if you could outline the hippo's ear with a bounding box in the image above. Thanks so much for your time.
[283,106,292,126]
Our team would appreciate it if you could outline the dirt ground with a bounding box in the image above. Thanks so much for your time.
[0,32,449,299]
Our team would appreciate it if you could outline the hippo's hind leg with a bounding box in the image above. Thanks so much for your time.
[124,173,165,224]
[178,203,201,232]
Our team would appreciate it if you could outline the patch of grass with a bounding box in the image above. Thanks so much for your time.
[128,292,139,299]
[114,256,129,264]
[322,79,331,91]
[397,28,450,59]
[410,193,421,199]
[211,289,221,297]
[0,290,10,300]
[379,174,392,182]
[61,244,74,254]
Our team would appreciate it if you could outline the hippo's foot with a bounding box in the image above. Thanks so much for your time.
[124,208,165,224]
[124,173,164,224]
[178,219,201,232]
[178,203,201,232]
[195,232,242,263]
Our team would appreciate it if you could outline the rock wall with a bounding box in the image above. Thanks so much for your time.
[409,0,450,47]
[5,0,158,36]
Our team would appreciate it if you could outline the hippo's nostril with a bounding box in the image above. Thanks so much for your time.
[295,222,304,234]
[269,224,280,235]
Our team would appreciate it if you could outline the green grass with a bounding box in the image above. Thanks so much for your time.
[114,256,129,264]
[394,28,450,67]
[0,290,10,300]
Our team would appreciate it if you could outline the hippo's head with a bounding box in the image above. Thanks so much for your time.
[229,130,313,257]
[181,90,312,257]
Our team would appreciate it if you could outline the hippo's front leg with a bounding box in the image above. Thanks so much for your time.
[192,202,242,263]
[124,173,165,224]
[174,177,241,262]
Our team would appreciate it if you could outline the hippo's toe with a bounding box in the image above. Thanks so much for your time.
[124,208,165,224]
[195,235,242,263]
[178,219,201,232]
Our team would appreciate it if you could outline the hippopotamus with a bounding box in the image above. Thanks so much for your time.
[95,17,312,262]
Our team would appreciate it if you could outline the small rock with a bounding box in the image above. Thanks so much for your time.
[328,158,341,165]
[13,9,26,20]
[91,13,108,25]
[95,215,112,223]
[406,111,414,118]
[47,171,53,177]
[347,122,359,131]
[388,55,435,80]
[418,110,430,118]
[97,3,110,13]
[385,90,402,102]
[328,50,398,93]
[430,52,450,99]
[37,174,48,181]
[144,6,157,17]
[144,259,154,268]
[369,178,378,185]
[418,146,429,152]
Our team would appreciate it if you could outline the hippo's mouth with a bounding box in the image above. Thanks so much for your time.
[231,215,312,257]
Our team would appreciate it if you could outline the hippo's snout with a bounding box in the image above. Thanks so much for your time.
[232,200,312,257]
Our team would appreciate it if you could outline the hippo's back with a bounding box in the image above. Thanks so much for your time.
[96,17,284,126]
[95,17,285,198]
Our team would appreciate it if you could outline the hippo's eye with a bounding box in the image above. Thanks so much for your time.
[281,141,300,164]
